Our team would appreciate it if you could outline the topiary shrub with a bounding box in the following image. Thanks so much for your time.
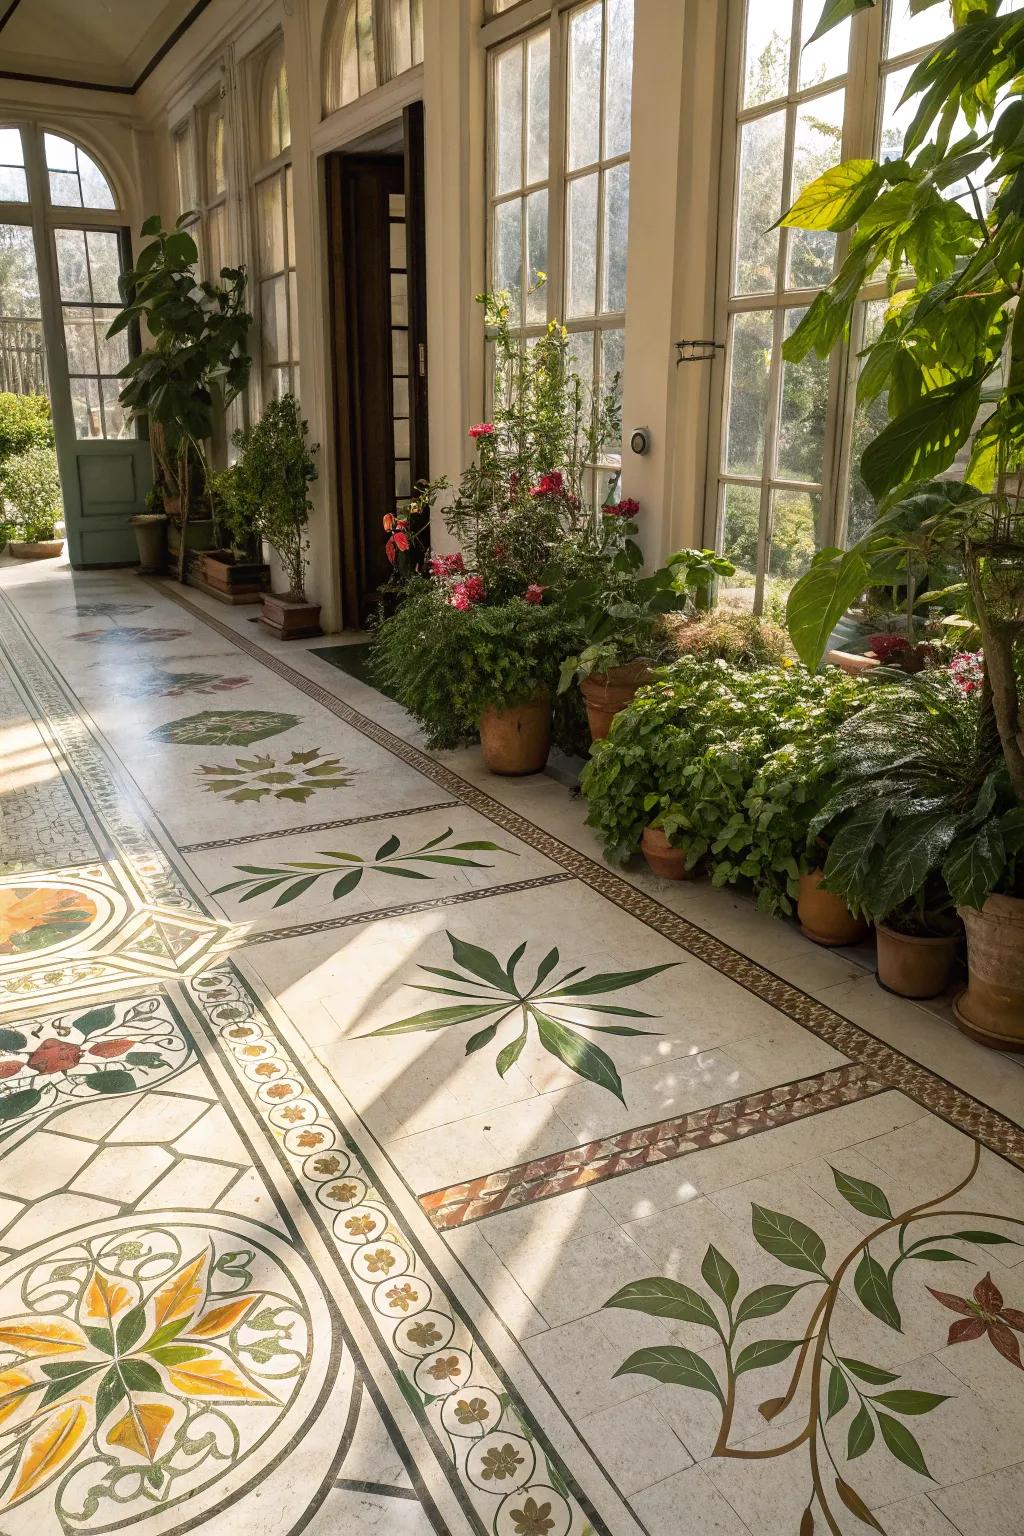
[0,442,62,543]
[0,393,53,464]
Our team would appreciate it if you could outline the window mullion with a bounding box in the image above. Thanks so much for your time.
[546,9,568,326]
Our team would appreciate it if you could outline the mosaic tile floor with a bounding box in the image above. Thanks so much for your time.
[1,555,1022,1536]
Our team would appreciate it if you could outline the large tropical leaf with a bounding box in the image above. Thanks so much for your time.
[806,0,876,46]
[943,822,1006,909]
[368,1003,502,1036]
[446,933,514,992]
[781,159,885,231]
[861,377,982,498]
[534,1011,624,1101]
[548,962,676,997]
[786,547,872,669]
[613,1345,724,1404]
[606,1277,722,1332]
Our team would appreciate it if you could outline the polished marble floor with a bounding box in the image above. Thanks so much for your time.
[1,554,1022,1536]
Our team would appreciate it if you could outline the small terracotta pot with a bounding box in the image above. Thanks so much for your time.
[797,870,869,947]
[580,660,652,741]
[876,923,959,1000]
[825,649,880,677]
[259,592,322,640]
[954,894,1024,1051]
[479,689,552,775]
[8,539,63,560]
[641,826,698,881]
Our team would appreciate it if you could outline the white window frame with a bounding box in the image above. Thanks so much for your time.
[244,33,299,410]
[705,0,954,613]
[322,0,424,118]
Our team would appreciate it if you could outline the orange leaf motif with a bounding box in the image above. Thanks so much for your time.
[106,1401,175,1463]
[187,1295,257,1340]
[0,1319,87,1357]
[6,1400,88,1506]
[84,1271,134,1326]
[0,1369,37,1430]
[164,1351,275,1403]
[151,1251,209,1332]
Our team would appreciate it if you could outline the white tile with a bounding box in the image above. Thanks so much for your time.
[4,1192,121,1250]
[631,1464,751,1536]
[106,1092,208,1144]
[71,1144,174,1201]
[136,1157,238,1210]
[579,1396,692,1495]
[0,1130,95,1198]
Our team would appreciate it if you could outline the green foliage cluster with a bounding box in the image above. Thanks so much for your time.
[225,395,317,597]
[0,392,53,461]
[371,581,585,750]
[0,441,62,543]
[580,658,866,915]
[666,611,788,668]
[815,670,1024,921]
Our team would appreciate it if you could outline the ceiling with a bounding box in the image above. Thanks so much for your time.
[0,0,209,91]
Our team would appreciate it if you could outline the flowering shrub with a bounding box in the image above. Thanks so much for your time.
[949,650,984,695]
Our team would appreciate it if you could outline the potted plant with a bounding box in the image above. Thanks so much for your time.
[225,395,320,638]
[557,515,736,740]
[371,288,618,771]
[199,462,270,603]
[0,442,64,559]
[107,215,251,580]
[638,798,702,881]
[128,485,168,575]
[778,0,1024,1040]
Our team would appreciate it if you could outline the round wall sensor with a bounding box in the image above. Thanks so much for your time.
[629,427,650,455]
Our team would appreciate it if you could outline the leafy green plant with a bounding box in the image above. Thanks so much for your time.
[228,395,317,599]
[364,929,676,1100]
[580,658,866,913]
[779,1,1024,809]
[212,827,514,907]
[666,611,788,668]
[0,442,62,542]
[371,582,585,749]
[815,669,1024,917]
[109,215,251,579]
[0,392,52,463]
[606,1144,1022,1536]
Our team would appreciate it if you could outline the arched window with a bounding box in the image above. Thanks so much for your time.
[261,42,291,160]
[199,95,229,279]
[389,0,424,76]
[249,36,299,402]
[325,0,377,114]
[44,133,116,210]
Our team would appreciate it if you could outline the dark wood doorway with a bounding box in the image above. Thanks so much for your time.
[325,102,429,626]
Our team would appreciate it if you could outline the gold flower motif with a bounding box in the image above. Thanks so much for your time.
[313,1156,342,1175]
[407,1320,442,1349]
[480,1442,525,1481]
[364,1248,396,1276]
[454,1396,490,1426]
[386,1283,418,1312]
[509,1496,556,1535]
[427,1354,462,1382]
[345,1215,375,1238]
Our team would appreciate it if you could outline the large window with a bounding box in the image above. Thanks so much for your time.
[323,0,424,115]
[711,0,970,616]
[487,0,634,507]
[170,93,231,283]
[249,37,299,402]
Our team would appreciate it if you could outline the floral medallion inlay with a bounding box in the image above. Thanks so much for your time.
[149,711,300,748]
[0,889,97,961]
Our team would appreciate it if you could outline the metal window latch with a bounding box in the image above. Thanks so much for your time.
[675,340,724,364]
[418,343,427,378]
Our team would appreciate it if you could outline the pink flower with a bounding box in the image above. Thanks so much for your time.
[604,497,640,519]
[524,584,544,605]
[949,651,985,696]
[530,471,565,499]
[428,552,466,578]
[450,588,471,612]
[462,575,485,603]
[469,423,495,439]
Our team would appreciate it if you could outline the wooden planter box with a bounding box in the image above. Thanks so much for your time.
[197,550,271,604]
[259,592,322,640]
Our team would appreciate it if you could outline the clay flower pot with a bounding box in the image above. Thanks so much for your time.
[580,660,651,741]
[876,923,960,1000]
[641,826,698,881]
[479,689,552,775]
[129,513,167,574]
[797,870,869,947]
[9,538,64,560]
[954,894,1024,1051]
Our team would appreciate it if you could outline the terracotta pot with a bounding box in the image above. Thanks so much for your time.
[954,894,1024,1051]
[479,690,552,775]
[8,538,63,560]
[641,826,698,881]
[876,923,959,1000]
[259,592,322,640]
[797,870,870,947]
[825,649,880,677]
[129,513,167,574]
[580,660,652,741]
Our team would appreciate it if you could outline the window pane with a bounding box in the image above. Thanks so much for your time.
[602,162,629,312]
[0,225,40,317]
[206,205,227,280]
[55,229,90,301]
[174,127,196,214]
[391,271,408,326]
[390,220,407,268]
[207,112,226,198]
[725,309,773,476]
[845,299,888,546]
[768,489,819,590]
[392,0,413,75]
[567,329,596,394]
[0,318,45,394]
[493,197,523,322]
[87,231,122,304]
[721,484,761,604]
[95,309,129,375]
[777,308,827,483]
[288,278,298,365]
[45,133,76,171]
[394,417,410,456]
[63,309,98,375]
[734,111,784,295]
[601,326,624,454]
[49,171,82,208]
[78,150,116,210]
[526,34,550,185]
[604,0,634,159]
[101,380,129,438]
[742,1,791,108]
[525,187,548,321]
[357,0,376,92]
[787,89,844,288]
[886,0,949,58]
[0,127,24,166]
[567,2,603,171]
[257,176,286,274]
[261,276,287,364]
[392,327,409,374]
[0,131,28,202]
[69,376,102,439]
[799,5,850,91]
[567,172,599,318]
[495,44,524,194]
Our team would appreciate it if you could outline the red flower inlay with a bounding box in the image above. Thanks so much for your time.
[88,1039,136,1059]
[928,1272,1024,1370]
[26,1040,83,1076]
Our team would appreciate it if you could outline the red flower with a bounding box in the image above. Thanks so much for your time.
[530,471,564,499]
[524,584,544,604]
[393,531,410,552]
[449,575,485,610]
[383,513,396,532]
[469,423,495,439]
[450,588,471,612]
[88,1039,136,1059]
[26,1039,83,1076]
[928,1272,1024,1370]
[429,552,465,578]
[868,632,910,664]
[0,1061,22,1080]
[604,497,640,519]
[386,537,397,565]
